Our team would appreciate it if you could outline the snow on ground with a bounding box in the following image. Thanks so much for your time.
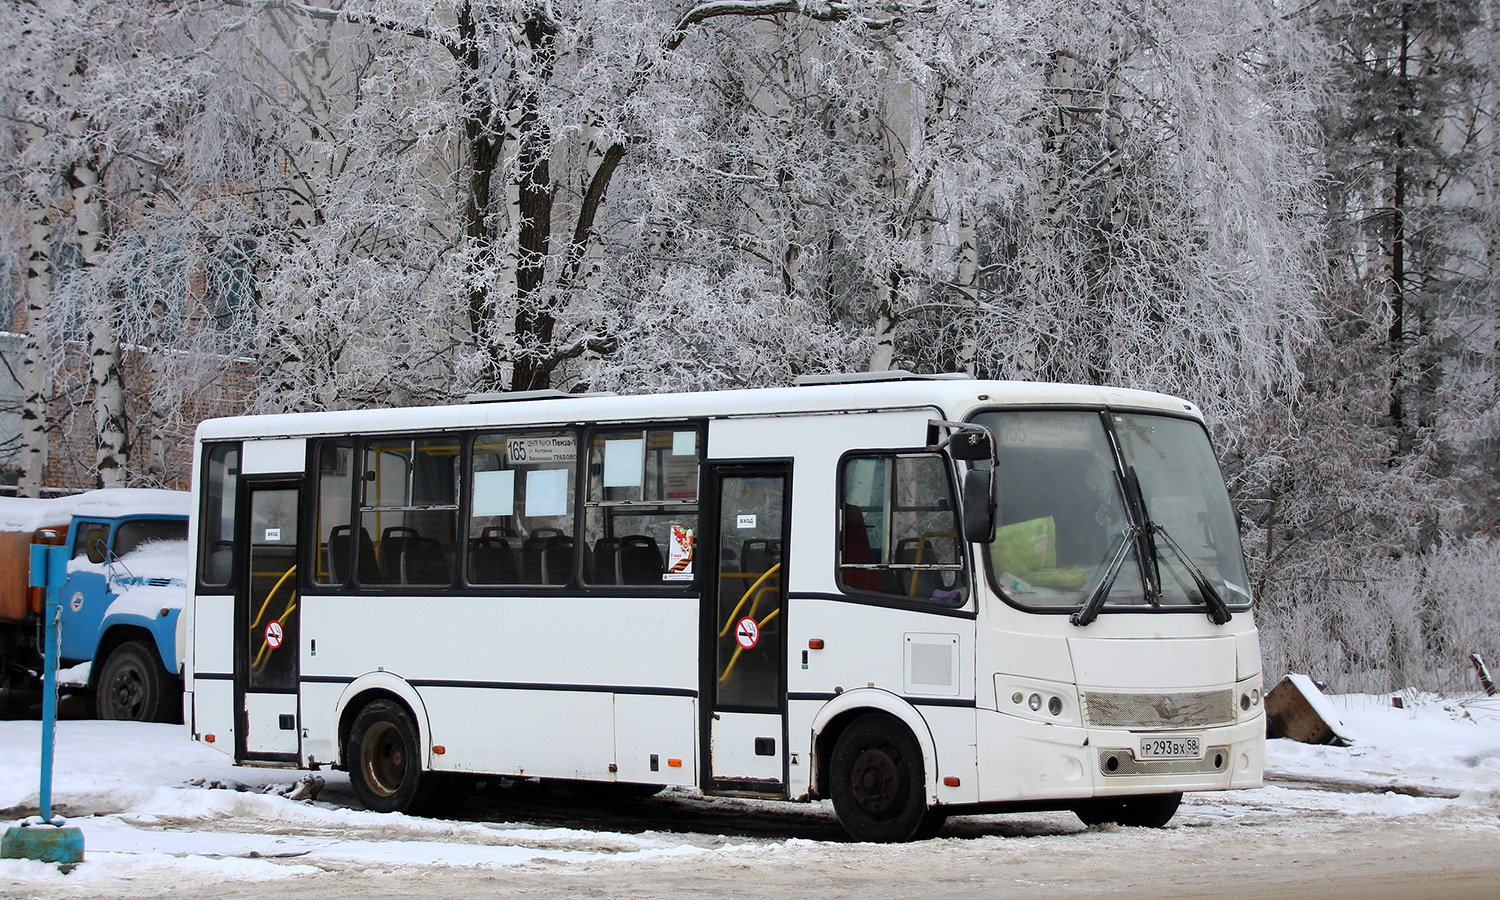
[0,694,1497,892]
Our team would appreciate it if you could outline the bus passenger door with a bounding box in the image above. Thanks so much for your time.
[704,464,789,795]
[235,481,302,763]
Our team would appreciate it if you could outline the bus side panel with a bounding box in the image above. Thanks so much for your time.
[422,687,613,778]
[192,676,236,756]
[190,595,236,752]
[787,596,978,804]
[191,595,235,674]
[614,694,696,786]
[299,594,699,782]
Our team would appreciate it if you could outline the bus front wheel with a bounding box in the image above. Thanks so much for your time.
[829,714,940,842]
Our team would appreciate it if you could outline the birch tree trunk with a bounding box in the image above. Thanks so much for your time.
[18,199,52,497]
[68,152,127,488]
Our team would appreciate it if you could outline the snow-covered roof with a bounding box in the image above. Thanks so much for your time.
[0,489,191,533]
[196,378,1203,442]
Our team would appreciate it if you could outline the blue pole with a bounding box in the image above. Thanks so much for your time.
[2,541,83,867]
[39,601,60,823]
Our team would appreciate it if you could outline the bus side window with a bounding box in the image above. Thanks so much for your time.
[468,431,578,587]
[359,436,459,587]
[199,443,239,588]
[582,427,699,588]
[837,453,968,606]
[315,440,356,586]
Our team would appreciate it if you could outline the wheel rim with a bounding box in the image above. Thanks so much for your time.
[106,664,145,718]
[360,721,408,798]
[848,738,909,824]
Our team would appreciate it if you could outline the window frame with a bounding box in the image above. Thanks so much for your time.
[970,405,1255,617]
[834,448,971,611]
[579,423,704,592]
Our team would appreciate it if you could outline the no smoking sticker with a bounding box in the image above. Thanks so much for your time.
[734,617,759,650]
[264,620,284,650]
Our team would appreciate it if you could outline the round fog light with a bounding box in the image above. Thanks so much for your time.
[1028,693,1042,711]
[1241,693,1251,711]
[1048,696,1063,716]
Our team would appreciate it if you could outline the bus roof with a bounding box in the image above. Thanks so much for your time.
[194,378,1203,443]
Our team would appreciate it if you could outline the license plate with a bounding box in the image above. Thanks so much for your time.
[1137,735,1202,760]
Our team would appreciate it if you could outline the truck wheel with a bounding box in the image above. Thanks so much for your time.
[1074,792,1182,828]
[830,713,939,842]
[95,640,175,723]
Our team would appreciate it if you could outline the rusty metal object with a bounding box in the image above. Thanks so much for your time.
[1472,653,1497,697]
[1264,675,1352,746]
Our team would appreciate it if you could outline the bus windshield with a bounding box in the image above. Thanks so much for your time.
[974,409,1250,615]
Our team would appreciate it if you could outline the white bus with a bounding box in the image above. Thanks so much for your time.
[182,373,1263,841]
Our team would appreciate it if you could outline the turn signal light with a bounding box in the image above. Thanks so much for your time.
[204,734,215,743]
[808,639,825,649]
[667,758,683,768]
[943,777,960,787]
[433,745,446,755]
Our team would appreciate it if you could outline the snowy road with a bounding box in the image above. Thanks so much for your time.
[2,695,1497,899]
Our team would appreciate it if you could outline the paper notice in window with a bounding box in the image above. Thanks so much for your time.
[603,438,645,488]
[525,468,569,518]
[665,524,694,581]
[472,469,516,518]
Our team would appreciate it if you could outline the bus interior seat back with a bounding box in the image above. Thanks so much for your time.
[741,539,781,576]
[207,540,234,585]
[469,536,518,584]
[590,537,621,585]
[328,525,382,585]
[399,536,452,585]
[522,528,574,585]
[619,535,664,584]
[377,526,421,582]
[895,536,941,599]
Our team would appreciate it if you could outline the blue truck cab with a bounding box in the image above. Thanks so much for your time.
[5,490,190,722]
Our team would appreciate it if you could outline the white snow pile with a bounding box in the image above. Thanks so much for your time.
[0,490,191,533]
[0,693,1495,889]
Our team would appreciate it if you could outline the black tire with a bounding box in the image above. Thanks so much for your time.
[95,640,177,723]
[830,714,936,842]
[1074,792,1182,828]
[347,699,461,816]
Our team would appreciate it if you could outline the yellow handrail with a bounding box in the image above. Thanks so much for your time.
[249,564,297,675]
[717,564,782,638]
[718,607,781,686]
[250,565,297,630]
[906,531,958,595]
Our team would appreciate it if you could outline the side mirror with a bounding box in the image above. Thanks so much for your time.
[87,533,108,565]
[949,429,993,462]
[962,468,995,543]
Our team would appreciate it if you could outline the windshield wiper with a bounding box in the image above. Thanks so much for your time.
[1070,526,1137,627]
[1151,524,1232,625]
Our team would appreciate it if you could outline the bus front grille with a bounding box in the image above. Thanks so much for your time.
[1097,746,1232,777]
[1080,689,1235,729]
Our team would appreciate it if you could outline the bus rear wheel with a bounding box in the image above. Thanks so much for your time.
[95,640,176,723]
[830,714,940,842]
[1074,792,1182,828]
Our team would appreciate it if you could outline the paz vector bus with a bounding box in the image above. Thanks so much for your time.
[180,373,1264,841]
